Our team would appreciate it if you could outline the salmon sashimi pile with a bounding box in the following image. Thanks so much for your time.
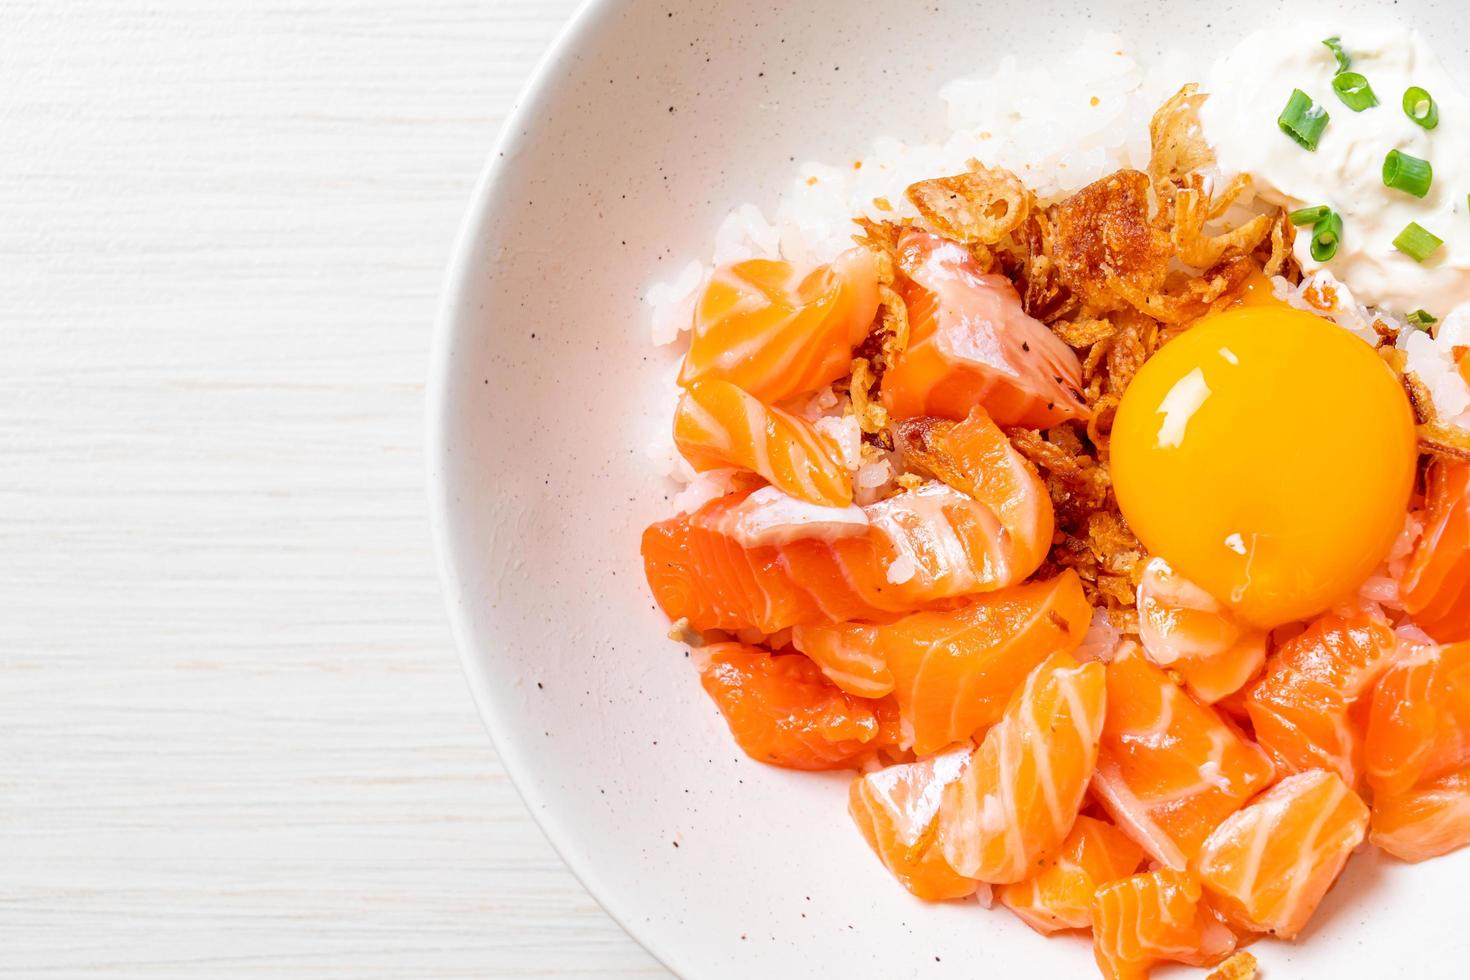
[638,79,1470,979]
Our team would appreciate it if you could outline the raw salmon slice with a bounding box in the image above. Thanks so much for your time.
[1400,459,1470,642]
[696,643,900,770]
[1092,644,1275,869]
[1245,610,1398,787]
[674,378,853,507]
[794,571,1091,754]
[893,404,1055,582]
[1211,684,1254,730]
[1193,769,1368,939]
[643,489,829,634]
[643,478,1048,634]
[880,230,1088,428]
[1370,764,1470,862]
[1136,557,1267,704]
[864,480,1021,603]
[998,814,1146,934]
[849,745,980,901]
[678,247,881,404]
[1365,637,1470,798]
[938,652,1106,883]
[790,620,894,698]
[1091,867,1237,980]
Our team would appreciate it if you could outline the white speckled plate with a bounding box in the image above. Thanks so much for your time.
[429,1,1470,975]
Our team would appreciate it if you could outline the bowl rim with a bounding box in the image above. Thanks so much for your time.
[424,0,673,973]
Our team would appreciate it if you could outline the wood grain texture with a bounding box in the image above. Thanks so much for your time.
[0,0,668,974]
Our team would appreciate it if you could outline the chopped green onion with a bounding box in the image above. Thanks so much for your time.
[1393,222,1444,262]
[1406,309,1438,328]
[1288,205,1330,226]
[1279,89,1330,150]
[1332,71,1378,111]
[1403,86,1439,129]
[1310,211,1343,262]
[1323,36,1351,73]
[1382,149,1433,198]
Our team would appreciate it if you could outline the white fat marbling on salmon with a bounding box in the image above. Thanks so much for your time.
[1195,769,1368,938]
[1090,757,1191,871]
[1091,647,1275,869]
[720,486,869,549]
[938,657,1105,884]
[790,621,893,698]
[673,379,854,507]
[893,231,1088,428]
[867,481,1005,595]
[859,744,972,844]
[1092,867,1238,974]
[1371,769,1470,862]
[704,268,802,375]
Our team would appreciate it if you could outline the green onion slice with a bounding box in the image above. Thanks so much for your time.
[1288,205,1330,226]
[1406,309,1438,328]
[1323,36,1351,73]
[1310,211,1343,262]
[1394,222,1444,262]
[1279,89,1330,150]
[1383,149,1433,198]
[1403,86,1439,129]
[1332,71,1379,111]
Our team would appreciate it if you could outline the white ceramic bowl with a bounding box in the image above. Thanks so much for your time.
[430,1,1470,975]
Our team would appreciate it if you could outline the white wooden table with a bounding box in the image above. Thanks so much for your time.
[1,1,666,974]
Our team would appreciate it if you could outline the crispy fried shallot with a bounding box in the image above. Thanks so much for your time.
[905,162,1031,246]
[1148,84,1214,213]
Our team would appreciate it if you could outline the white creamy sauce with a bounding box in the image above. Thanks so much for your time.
[1202,22,1470,314]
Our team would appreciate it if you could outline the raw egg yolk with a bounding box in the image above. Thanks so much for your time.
[1110,306,1416,630]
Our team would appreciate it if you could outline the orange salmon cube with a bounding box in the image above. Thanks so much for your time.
[999,814,1145,934]
[1194,769,1368,939]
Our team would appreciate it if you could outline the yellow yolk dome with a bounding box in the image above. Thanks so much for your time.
[1110,305,1417,630]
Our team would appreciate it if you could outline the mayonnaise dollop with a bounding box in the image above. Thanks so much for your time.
[1201,22,1470,314]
